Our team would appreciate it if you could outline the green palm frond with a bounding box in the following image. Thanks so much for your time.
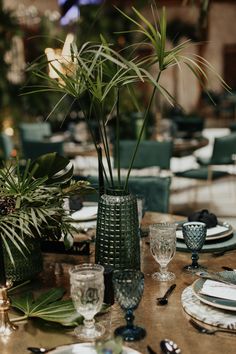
[0,154,93,263]
[25,5,229,190]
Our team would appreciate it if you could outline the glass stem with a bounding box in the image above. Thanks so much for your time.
[191,251,199,268]
[160,265,168,275]
[125,309,134,328]
[84,318,95,331]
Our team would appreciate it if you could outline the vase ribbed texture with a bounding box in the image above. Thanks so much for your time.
[95,189,140,270]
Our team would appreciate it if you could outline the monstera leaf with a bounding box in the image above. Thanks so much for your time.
[10,288,109,327]
[10,288,82,326]
[30,153,74,185]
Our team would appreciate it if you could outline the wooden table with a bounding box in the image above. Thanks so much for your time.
[2,212,236,354]
[173,137,209,157]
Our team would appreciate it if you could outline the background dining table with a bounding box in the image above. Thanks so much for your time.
[1,212,236,354]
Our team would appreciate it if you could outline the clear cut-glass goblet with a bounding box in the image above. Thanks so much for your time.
[69,263,105,340]
[149,223,176,281]
[113,269,146,341]
[182,221,207,273]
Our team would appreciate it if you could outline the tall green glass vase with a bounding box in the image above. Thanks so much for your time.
[95,188,140,270]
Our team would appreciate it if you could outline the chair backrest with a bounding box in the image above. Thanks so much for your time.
[0,133,13,160]
[210,133,236,165]
[21,140,64,160]
[19,122,52,142]
[83,175,171,213]
[127,176,171,212]
[114,140,173,170]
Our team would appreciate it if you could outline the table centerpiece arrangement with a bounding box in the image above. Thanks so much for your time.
[26,5,229,270]
[0,152,92,283]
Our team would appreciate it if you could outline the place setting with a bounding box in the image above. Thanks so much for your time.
[68,201,98,244]
[178,217,236,333]
[147,214,236,336]
[26,265,147,354]
[175,209,236,253]
[181,269,236,333]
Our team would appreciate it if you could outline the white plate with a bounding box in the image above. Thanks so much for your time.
[71,203,98,222]
[176,222,233,241]
[48,342,141,354]
[192,271,236,312]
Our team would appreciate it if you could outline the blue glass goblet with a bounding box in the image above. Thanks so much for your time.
[113,269,146,341]
[182,221,207,273]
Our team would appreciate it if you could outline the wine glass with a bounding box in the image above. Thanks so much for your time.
[69,263,105,340]
[182,221,207,273]
[113,269,146,341]
[149,223,176,281]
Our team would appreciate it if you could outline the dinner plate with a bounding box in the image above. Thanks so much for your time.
[48,342,141,354]
[71,202,98,222]
[176,221,233,241]
[192,271,236,312]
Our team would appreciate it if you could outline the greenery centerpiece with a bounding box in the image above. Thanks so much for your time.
[27,6,228,269]
[0,153,92,281]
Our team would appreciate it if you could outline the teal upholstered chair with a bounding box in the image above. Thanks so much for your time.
[0,133,13,161]
[21,140,64,160]
[175,133,236,203]
[127,176,171,213]
[114,140,173,170]
[83,175,171,213]
[19,122,52,142]
[176,133,236,181]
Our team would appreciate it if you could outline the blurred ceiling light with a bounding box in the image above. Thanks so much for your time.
[45,48,63,79]
[45,33,75,81]
[61,33,75,60]
[4,127,14,137]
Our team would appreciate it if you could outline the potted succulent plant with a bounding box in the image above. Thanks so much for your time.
[27,6,228,270]
[0,152,92,282]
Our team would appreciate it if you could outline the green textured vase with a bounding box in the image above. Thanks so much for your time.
[95,188,140,270]
[4,238,43,283]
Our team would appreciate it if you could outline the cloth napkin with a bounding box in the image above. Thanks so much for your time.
[200,280,236,301]
[188,209,218,228]
[71,206,97,221]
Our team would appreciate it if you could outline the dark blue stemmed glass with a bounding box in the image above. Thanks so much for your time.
[113,269,146,341]
[182,221,207,273]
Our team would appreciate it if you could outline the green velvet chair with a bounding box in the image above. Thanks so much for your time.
[176,132,236,181]
[83,175,171,213]
[0,133,13,161]
[21,140,64,160]
[175,133,236,203]
[19,122,52,142]
[114,140,173,170]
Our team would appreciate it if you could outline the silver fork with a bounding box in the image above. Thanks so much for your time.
[189,319,236,335]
